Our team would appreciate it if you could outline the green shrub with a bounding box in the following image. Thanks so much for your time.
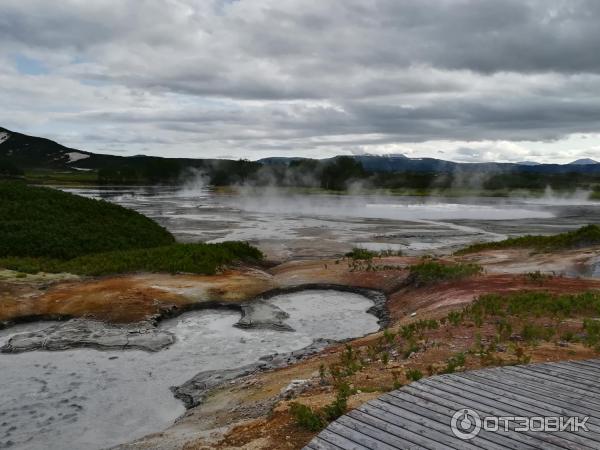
[406,261,482,286]
[345,247,376,260]
[339,345,363,376]
[456,225,600,255]
[402,340,420,358]
[405,368,423,382]
[0,181,174,259]
[560,331,577,343]
[290,382,351,431]
[466,291,600,320]
[322,382,351,421]
[447,311,463,326]
[383,328,396,344]
[496,318,513,340]
[521,323,554,344]
[289,403,324,431]
[0,241,263,276]
[583,319,600,348]
[441,352,466,374]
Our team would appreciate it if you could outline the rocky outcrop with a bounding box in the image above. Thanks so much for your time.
[235,301,294,331]
[0,319,175,353]
[172,339,334,409]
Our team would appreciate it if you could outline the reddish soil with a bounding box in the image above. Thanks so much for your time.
[388,273,600,321]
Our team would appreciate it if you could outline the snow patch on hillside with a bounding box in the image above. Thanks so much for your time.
[0,132,9,144]
[66,151,90,163]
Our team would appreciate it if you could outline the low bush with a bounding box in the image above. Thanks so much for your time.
[0,241,263,276]
[290,382,351,431]
[345,248,377,260]
[583,319,600,348]
[289,403,324,431]
[466,291,600,320]
[405,368,423,382]
[406,261,482,286]
[441,352,466,374]
[456,224,600,255]
[521,323,555,344]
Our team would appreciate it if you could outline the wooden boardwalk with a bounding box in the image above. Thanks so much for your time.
[305,359,600,449]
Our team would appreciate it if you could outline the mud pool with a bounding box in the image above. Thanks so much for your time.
[62,186,600,259]
[0,290,379,450]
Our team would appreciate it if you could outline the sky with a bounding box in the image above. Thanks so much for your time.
[1,0,600,163]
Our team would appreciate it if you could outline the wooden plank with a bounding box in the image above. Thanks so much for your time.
[368,397,486,450]
[565,360,600,372]
[336,415,423,449]
[468,365,600,404]
[502,366,600,399]
[382,392,534,450]
[304,437,343,450]
[464,370,600,416]
[443,373,600,448]
[327,420,399,450]
[306,359,600,450]
[411,380,591,449]
[429,376,600,448]
[347,409,432,450]
[446,373,600,427]
[318,429,370,450]
[389,390,543,450]
[356,404,456,450]
[544,361,600,383]
[523,365,600,391]
[569,360,600,372]
[398,385,564,450]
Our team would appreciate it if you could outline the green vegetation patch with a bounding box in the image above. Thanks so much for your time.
[0,242,263,276]
[0,182,263,276]
[457,290,600,348]
[290,382,351,432]
[406,261,482,286]
[345,247,377,260]
[466,290,600,320]
[345,247,403,260]
[456,224,600,255]
[0,181,174,259]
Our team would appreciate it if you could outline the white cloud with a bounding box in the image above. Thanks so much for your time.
[2,0,600,162]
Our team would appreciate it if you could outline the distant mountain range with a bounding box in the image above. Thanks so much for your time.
[1,126,600,175]
[569,158,599,165]
[261,153,600,174]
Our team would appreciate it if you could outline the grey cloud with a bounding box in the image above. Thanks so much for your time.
[2,0,600,162]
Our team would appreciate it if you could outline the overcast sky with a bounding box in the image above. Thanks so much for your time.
[2,0,600,163]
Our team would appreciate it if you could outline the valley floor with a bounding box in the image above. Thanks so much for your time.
[2,246,600,449]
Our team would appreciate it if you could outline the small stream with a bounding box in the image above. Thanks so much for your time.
[0,290,379,450]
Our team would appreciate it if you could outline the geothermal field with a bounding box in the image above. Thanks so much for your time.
[64,186,599,259]
[2,186,600,449]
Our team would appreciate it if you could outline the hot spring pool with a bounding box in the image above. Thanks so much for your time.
[0,290,379,450]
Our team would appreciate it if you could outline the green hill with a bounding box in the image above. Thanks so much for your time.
[0,181,262,275]
[0,181,175,259]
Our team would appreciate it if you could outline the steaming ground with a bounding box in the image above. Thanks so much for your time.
[62,186,600,259]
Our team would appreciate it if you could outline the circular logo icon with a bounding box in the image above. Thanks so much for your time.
[451,408,482,440]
